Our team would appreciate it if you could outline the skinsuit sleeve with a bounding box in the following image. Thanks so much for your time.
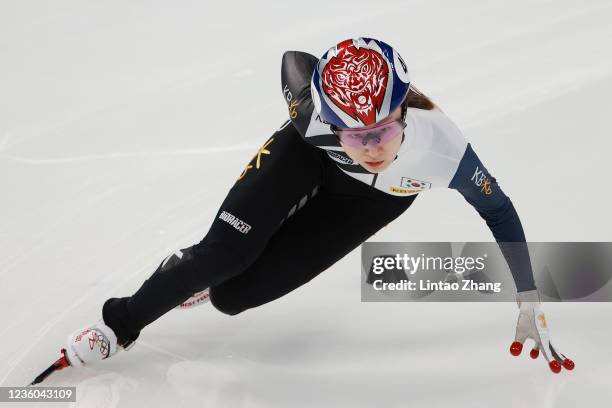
[449,143,536,292]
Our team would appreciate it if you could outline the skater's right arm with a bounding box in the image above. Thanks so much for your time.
[280,51,319,137]
[280,51,341,151]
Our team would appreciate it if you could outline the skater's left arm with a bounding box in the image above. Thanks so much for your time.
[448,144,536,292]
[448,144,575,373]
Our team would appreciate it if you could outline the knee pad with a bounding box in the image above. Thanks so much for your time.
[162,241,251,293]
[158,246,195,273]
[153,246,207,293]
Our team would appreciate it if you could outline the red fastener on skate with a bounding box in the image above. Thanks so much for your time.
[29,348,71,386]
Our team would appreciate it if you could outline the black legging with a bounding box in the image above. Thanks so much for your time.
[103,122,417,343]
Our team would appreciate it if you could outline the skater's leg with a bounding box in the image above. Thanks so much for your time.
[103,123,324,343]
[210,189,417,315]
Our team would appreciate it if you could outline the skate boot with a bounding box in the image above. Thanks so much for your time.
[65,320,121,367]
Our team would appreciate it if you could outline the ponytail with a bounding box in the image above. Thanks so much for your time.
[405,85,435,111]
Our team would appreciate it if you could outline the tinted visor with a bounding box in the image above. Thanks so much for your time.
[332,120,407,149]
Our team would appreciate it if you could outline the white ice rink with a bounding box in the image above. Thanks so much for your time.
[1,1,612,407]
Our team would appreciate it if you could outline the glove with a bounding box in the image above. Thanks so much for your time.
[509,289,575,373]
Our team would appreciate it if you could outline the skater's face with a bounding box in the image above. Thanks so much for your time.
[336,105,404,173]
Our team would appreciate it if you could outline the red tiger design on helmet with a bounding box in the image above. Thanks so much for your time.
[321,39,389,126]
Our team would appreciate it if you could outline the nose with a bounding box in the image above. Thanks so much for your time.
[363,144,384,158]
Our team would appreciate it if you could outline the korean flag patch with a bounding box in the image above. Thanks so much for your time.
[400,177,431,191]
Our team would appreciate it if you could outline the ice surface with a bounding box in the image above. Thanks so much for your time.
[1,0,611,407]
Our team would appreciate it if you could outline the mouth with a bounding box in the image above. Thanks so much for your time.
[364,160,385,169]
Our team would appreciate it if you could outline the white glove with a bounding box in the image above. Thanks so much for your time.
[509,290,575,373]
